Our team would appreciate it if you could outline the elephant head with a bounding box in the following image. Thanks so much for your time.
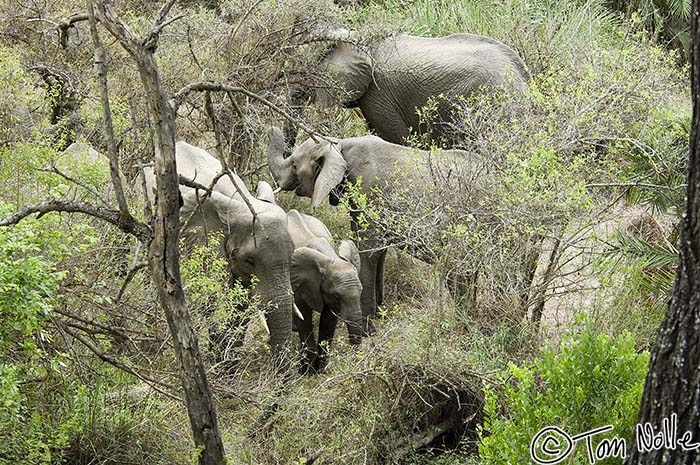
[143,141,296,359]
[267,127,348,209]
[202,190,295,355]
[291,240,363,344]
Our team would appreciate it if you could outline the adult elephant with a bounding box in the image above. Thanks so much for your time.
[317,31,528,145]
[286,208,363,372]
[142,141,296,364]
[267,127,489,328]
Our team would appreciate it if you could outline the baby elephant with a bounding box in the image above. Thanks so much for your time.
[286,209,364,373]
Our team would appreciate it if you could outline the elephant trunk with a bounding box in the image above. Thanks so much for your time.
[256,264,295,366]
[267,127,294,190]
[340,297,363,345]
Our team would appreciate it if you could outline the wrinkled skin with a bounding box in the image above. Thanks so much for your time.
[143,141,295,363]
[268,127,487,328]
[320,33,528,145]
[286,209,363,373]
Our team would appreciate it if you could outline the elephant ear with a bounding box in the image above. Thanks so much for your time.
[338,239,361,273]
[255,181,277,204]
[322,42,372,107]
[311,141,347,210]
[291,247,332,311]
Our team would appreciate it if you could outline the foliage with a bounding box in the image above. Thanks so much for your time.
[478,317,649,465]
[0,0,692,462]
[0,208,81,463]
[180,233,260,363]
[0,47,40,146]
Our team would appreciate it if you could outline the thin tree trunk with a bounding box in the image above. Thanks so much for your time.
[93,2,226,463]
[626,1,700,463]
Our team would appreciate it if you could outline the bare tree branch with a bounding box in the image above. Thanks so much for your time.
[115,261,149,302]
[61,325,182,401]
[170,81,321,141]
[87,0,132,219]
[57,13,89,48]
[144,14,184,50]
[0,199,151,242]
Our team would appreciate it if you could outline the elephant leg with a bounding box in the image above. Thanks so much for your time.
[375,248,387,308]
[360,99,410,145]
[358,247,388,335]
[359,251,379,335]
[295,300,317,374]
[316,308,339,372]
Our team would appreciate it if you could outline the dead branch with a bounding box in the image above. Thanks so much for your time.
[0,199,151,242]
[179,174,212,194]
[87,0,132,219]
[93,1,228,462]
[302,449,324,465]
[57,13,89,48]
[204,91,225,158]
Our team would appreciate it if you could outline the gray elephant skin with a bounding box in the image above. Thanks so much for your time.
[268,127,488,326]
[286,208,363,372]
[142,141,295,361]
[321,32,528,144]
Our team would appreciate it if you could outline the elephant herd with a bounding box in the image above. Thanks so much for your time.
[151,31,528,373]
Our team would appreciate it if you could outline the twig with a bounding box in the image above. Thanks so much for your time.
[204,91,225,159]
[179,174,212,193]
[303,449,324,465]
[142,0,180,50]
[136,162,154,224]
[115,261,149,302]
[38,164,108,205]
[56,13,89,48]
[62,325,182,402]
[230,0,266,40]
[585,181,685,190]
[88,0,132,220]
[144,14,185,50]
[169,81,321,141]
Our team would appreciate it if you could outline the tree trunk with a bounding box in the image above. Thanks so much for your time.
[93,2,226,463]
[626,1,700,463]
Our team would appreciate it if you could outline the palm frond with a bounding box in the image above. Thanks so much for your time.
[664,0,691,21]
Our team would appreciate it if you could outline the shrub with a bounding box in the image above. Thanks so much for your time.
[478,317,648,465]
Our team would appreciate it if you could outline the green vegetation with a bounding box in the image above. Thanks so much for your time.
[479,318,648,465]
[0,0,691,463]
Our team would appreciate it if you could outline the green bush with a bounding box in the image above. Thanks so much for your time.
[478,318,648,465]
